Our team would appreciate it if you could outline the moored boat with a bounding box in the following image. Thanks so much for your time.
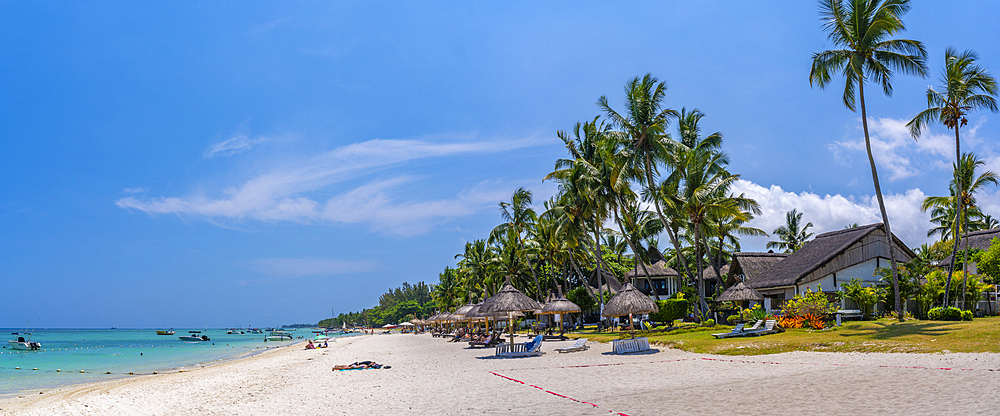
[8,333,41,351]
[156,329,175,335]
[179,331,210,342]
[266,331,293,341]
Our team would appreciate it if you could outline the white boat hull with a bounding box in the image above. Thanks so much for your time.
[9,341,40,350]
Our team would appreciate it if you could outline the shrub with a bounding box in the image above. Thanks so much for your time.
[802,313,827,329]
[740,304,774,322]
[778,315,806,329]
[961,310,973,321]
[703,319,715,327]
[781,288,837,317]
[927,307,963,321]
[649,299,689,323]
[726,314,740,325]
[842,279,882,320]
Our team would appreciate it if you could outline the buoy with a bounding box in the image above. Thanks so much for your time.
[105,371,111,374]
[32,368,38,371]
[80,370,85,373]
[57,369,61,372]
[15,367,19,370]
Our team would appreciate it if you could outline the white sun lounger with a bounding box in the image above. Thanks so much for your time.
[554,338,588,353]
[612,337,650,354]
[495,335,543,357]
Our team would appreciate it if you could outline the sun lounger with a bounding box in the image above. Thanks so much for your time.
[612,337,650,354]
[744,320,763,331]
[712,323,746,339]
[746,319,783,336]
[495,335,543,357]
[554,338,588,353]
[469,335,501,348]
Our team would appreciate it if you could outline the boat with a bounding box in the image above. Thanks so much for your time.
[179,331,210,342]
[156,329,175,335]
[266,331,293,341]
[8,332,41,351]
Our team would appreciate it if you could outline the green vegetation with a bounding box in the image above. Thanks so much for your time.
[318,281,435,327]
[568,317,1000,355]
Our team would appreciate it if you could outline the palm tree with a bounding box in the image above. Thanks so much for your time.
[491,188,542,301]
[809,0,928,321]
[908,48,998,308]
[599,75,692,282]
[981,214,1000,230]
[706,207,767,287]
[767,209,814,253]
[612,196,663,299]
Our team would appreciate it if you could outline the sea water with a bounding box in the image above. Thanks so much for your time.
[0,328,352,397]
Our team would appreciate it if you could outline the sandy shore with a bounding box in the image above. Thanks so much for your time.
[3,333,1000,415]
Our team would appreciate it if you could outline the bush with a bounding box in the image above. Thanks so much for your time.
[927,307,963,321]
[961,310,973,321]
[703,319,715,327]
[726,314,740,325]
[649,298,689,323]
[741,304,774,322]
[781,288,837,317]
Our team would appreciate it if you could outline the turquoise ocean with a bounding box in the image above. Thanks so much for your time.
[0,328,352,398]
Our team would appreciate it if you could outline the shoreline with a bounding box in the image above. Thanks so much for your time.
[4,333,1000,415]
[0,339,306,401]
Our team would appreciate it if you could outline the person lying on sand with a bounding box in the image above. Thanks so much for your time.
[333,361,391,371]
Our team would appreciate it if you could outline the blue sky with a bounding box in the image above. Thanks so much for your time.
[3,2,1000,327]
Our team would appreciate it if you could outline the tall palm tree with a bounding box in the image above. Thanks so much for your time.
[599,75,692,282]
[706,206,767,287]
[491,188,542,300]
[613,196,663,299]
[809,0,928,321]
[922,153,999,307]
[907,48,998,307]
[767,209,814,253]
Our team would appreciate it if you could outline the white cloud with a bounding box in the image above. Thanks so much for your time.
[203,133,267,159]
[122,187,146,194]
[731,180,931,251]
[118,135,547,235]
[828,117,973,180]
[240,257,379,285]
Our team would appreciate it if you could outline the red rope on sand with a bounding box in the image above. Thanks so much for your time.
[490,371,630,415]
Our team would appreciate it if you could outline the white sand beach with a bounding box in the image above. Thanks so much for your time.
[4,334,1000,415]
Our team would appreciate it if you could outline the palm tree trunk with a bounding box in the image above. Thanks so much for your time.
[961,208,970,309]
[593,226,606,319]
[644,154,695,283]
[704,233,725,290]
[612,203,660,300]
[859,82,905,322]
[944,125,963,308]
[514,231,542,302]
[694,224,708,319]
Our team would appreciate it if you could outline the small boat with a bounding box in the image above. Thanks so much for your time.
[179,331,210,342]
[266,331,293,341]
[156,330,175,335]
[8,332,41,351]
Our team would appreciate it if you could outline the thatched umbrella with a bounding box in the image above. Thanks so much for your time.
[602,282,658,338]
[480,278,542,345]
[716,281,764,302]
[538,288,582,335]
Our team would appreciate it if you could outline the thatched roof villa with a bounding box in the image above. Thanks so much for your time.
[938,228,1000,274]
[735,223,915,311]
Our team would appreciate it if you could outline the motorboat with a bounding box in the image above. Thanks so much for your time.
[8,332,41,351]
[156,329,175,335]
[179,331,210,342]
[266,331,293,341]
[226,329,244,334]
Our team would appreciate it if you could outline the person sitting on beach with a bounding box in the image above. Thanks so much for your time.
[322,340,328,348]
[305,340,316,349]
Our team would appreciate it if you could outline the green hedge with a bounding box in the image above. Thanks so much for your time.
[649,299,689,323]
[927,307,971,321]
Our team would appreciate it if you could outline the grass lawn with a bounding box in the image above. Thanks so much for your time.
[564,316,1000,355]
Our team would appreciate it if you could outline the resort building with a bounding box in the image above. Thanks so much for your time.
[738,223,915,312]
[937,228,1000,275]
[627,246,727,298]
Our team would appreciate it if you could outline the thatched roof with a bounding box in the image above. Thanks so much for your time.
[602,282,658,317]
[626,246,679,278]
[729,252,789,284]
[699,264,730,281]
[480,280,541,313]
[747,223,916,289]
[452,303,476,321]
[939,228,1000,267]
[539,297,582,315]
[590,269,623,293]
[716,281,764,302]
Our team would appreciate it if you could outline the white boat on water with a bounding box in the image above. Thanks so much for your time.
[8,332,40,351]
[266,331,293,341]
[179,331,210,342]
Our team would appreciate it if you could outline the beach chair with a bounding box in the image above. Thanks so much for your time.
[711,323,746,339]
[747,320,782,336]
[744,320,763,331]
[469,335,493,348]
[495,335,543,357]
[554,338,588,353]
[612,337,650,354]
